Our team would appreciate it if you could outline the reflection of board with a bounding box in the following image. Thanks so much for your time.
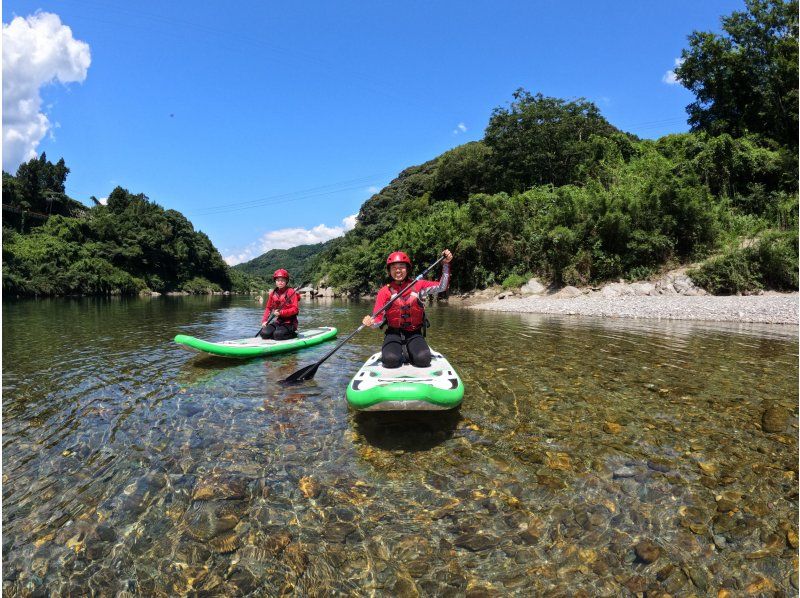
[174,327,337,358]
[346,351,464,411]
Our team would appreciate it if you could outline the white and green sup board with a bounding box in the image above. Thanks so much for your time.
[346,350,464,411]
[174,326,337,359]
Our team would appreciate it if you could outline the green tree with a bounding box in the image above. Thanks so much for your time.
[432,142,493,201]
[3,154,84,232]
[484,90,624,191]
[13,153,70,208]
[675,0,799,148]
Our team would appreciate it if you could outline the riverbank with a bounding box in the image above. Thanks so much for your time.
[467,292,799,325]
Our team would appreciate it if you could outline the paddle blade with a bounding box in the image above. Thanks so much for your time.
[281,362,320,384]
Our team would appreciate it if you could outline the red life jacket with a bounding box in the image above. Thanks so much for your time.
[383,280,425,331]
[268,287,299,329]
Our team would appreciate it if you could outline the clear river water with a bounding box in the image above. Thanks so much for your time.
[3,296,798,596]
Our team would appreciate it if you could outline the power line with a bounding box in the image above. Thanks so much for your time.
[620,117,688,133]
[191,178,390,217]
[624,116,687,127]
[192,172,393,214]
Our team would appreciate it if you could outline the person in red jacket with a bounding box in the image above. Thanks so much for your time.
[362,249,452,368]
[260,269,300,340]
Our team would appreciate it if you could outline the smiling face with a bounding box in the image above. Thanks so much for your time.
[389,263,408,281]
[275,277,288,289]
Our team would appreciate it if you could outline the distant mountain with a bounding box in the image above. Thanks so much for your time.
[231,241,331,287]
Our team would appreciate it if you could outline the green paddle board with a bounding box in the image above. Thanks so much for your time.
[346,350,464,411]
[174,326,337,358]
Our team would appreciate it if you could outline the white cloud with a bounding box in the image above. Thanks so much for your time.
[2,12,91,172]
[663,58,684,85]
[342,214,357,230]
[452,122,467,135]
[224,214,358,266]
[366,186,379,194]
[260,223,346,249]
[224,247,259,266]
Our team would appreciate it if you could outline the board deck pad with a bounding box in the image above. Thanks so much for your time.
[346,350,464,411]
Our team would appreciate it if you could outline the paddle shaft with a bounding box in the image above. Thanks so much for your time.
[282,253,447,381]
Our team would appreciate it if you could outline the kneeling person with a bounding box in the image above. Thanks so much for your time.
[362,249,452,368]
[260,269,299,340]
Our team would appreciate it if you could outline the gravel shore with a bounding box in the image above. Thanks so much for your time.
[468,293,799,325]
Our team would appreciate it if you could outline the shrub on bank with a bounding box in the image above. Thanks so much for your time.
[182,277,222,294]
[66,258,146,295]
[689,249,763,294]
[501,273,528,289]
[755,229,799,291]
[689,229,798,294]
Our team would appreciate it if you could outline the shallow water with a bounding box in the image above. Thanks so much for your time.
[3,296,798,596]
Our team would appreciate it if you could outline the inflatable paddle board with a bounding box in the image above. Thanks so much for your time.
[346,350,464,411]
[174,326,337,358]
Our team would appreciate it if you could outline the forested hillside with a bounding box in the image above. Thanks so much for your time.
[3,0,796,298]
[305,0,797,295]
[232,242,330,288]
[2,172,238,296]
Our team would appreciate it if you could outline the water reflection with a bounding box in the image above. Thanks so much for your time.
[3,296,797,596]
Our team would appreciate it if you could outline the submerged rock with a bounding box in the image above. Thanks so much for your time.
[182,501,242,542]
[761,406,789,433]
[787,527,799,549]
[454,531,500,552]
[208,531,240,554]
[299,476,322,499]
[323,522,356,543]
[612,466,636,479]
[633,539,661,564]
[191,474,250,501]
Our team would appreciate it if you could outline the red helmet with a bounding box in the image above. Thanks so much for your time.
[386,251,412,270]
[273,269,290,280]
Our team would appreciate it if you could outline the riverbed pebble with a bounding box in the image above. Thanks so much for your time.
[761,406,790,433]
[633,539,661,564]
[612,466,637,479]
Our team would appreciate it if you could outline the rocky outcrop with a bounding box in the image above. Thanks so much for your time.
[553,285,584,298]
[519,278,546,295]
[599,274,706,297]
[467,271,707,304]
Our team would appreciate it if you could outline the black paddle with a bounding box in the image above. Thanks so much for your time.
[281,252,448,383]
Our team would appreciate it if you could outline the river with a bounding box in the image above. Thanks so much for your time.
[3,296,798,595]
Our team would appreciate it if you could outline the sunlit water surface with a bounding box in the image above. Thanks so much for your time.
[3,296,798,596]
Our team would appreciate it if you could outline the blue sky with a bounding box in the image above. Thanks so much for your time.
[3,0,742,264]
